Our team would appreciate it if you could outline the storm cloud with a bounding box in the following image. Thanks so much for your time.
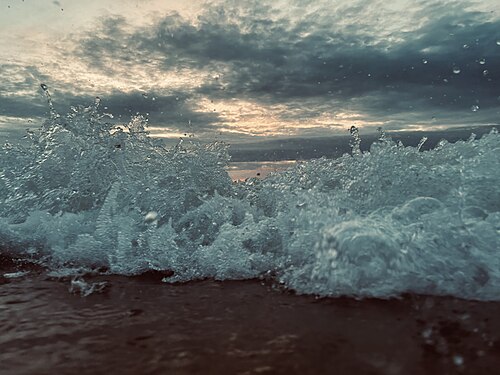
[1,0,499,140]
[78,1,500,124]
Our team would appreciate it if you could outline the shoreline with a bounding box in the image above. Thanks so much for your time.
[2,266,500,374]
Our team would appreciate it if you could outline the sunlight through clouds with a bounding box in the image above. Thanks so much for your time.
[1,0,499,141]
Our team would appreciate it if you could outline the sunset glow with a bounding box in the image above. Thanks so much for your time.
[1,0,499,142]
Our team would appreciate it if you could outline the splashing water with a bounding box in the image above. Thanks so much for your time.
[1,91,500,300]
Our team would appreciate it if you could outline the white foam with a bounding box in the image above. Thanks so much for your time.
[1,100,500,300]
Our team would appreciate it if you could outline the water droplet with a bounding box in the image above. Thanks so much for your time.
[471,105,479,112]
[422,59,428,64]
[453,355,464,366]
[421,328,432,339]
[479,58,486,64]
[453,67,461,74]
[144,211,158,223]
[483,70,489,76]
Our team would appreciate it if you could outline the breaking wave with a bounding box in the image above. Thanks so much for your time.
[1,91,500,300]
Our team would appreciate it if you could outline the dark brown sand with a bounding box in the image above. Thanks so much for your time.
[1,260,500,375]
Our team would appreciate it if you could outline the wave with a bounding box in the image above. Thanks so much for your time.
[1,90,500,300]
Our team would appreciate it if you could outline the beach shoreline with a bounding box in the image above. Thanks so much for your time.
[1,262,500,375]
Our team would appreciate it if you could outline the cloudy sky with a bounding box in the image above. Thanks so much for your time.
[1,0,499,142]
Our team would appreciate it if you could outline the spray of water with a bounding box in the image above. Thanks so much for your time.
[1,87,500,300]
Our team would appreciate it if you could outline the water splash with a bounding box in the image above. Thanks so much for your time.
[1,97,500,300]
[40,83,58,119]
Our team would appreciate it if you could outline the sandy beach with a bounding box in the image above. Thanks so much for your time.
[2,258,500,375]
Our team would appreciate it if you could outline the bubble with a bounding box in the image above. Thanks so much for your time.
[483,70,489,76]
[471,105,479,112]
[479,58,486,65]
[422,59,428,64]
[40,83,48,91]
[142,93,148,99]
[453,67,461,74]
[497,40,500,46]
[463,44,469,49]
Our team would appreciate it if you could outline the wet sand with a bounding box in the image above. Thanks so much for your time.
[1,260,500,374]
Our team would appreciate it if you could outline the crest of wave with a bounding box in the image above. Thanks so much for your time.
[255,127,500,299]
[1,89,500,300]
[0,89,255,278]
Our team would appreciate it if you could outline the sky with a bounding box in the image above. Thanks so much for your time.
[1,0,500,142]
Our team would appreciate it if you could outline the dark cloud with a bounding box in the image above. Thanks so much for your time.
[44,90,222,134]
[75,0,500,127]
[3,0,500,140]
[92,91,221,131]
[0,96,46,118]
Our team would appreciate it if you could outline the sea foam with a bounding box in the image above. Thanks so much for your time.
[1,93,499,300]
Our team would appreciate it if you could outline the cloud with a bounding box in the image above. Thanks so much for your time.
[43,90,222,134]
[92,91,222,132]
[2,0,499,140]
[78,1,500,116]
[0,96,46,119]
